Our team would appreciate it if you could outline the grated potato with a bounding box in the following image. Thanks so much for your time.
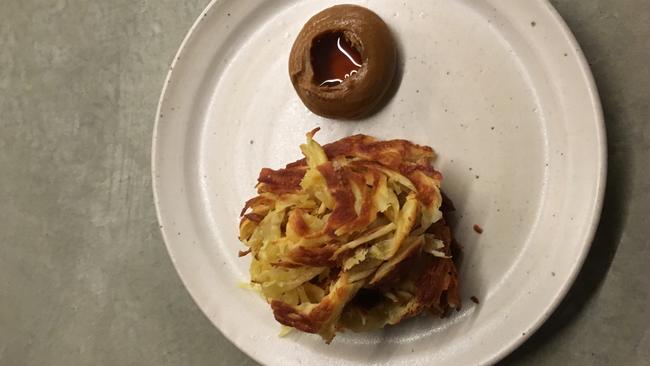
[238,129,460,342]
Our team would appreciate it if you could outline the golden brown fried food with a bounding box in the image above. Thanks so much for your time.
[239,129,460,342]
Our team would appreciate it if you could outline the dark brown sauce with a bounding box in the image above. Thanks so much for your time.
[311,32,362,87]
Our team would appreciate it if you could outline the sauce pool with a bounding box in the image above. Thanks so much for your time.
[311,32,363,87]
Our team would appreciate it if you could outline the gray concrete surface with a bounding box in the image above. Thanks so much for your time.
[0,0,647,365]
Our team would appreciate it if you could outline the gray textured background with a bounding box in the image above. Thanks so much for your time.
[1,1,648,365]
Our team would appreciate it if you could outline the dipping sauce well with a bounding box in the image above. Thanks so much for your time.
[311,32,362,87]
[288,4,397,119]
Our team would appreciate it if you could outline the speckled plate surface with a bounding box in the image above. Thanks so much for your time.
[152,0,605,365]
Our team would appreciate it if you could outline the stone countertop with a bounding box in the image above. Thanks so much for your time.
[1,1,648,365]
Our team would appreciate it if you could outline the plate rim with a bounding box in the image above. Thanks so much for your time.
[151,0,607,364]
[486,0,607,363]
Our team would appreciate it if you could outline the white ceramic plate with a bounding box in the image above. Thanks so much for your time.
[152,0,605,365]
